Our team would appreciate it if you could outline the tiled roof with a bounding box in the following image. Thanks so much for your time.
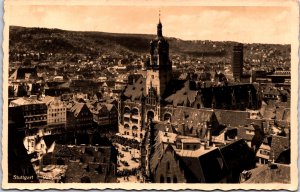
[214,109,250,127]
[150,132,169,173]
[9,97,45,106]
[237,126,255,141]
[154,122,177,134]
[123,77,146,101]
[52,144,81,159]
[270,135,289,161]
[70,103,86,117]
[171,106,215,138]
[244,164,290,183]
[165,81,197,106]
[41,96,55,105]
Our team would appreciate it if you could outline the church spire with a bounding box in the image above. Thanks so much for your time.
[157,9,162,37]
[159,9,161,24]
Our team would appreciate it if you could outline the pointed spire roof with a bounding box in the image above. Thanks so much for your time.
[157,9,163,37]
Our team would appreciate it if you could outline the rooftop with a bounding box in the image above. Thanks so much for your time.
[9,97,45,106]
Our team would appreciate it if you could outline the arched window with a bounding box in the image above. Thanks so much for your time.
[147,111,154,122]
[131,108,139,116]
[124,107,130,114]
[124,124,130,129]
[164,113,172,122]
[160,175,164,183]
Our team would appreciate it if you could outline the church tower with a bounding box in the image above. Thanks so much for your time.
[145,13,172,98]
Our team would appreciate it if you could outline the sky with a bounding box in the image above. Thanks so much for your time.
[8,4,293,44]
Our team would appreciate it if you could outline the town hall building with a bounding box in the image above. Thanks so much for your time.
[118,18,262,141]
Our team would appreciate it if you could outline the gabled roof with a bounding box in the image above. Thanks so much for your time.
[70,103,87,117]
[43,135,56,148]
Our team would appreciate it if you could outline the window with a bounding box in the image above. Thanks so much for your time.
[160,175,164,183]
[173,176,177,183]
[167,177,171,183]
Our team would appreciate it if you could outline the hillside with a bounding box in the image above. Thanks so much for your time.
[9,26,235,56]
[9,26,290,64]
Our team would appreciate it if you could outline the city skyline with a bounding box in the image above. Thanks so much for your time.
[8,4,294,44]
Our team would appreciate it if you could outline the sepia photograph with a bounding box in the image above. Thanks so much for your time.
[2,0,298,190]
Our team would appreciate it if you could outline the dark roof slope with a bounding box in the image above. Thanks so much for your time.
[43,135,57,148]
[244,164,290,183]
[165,81,197,106]
[123,77,146,101]
[214,109,250,127]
